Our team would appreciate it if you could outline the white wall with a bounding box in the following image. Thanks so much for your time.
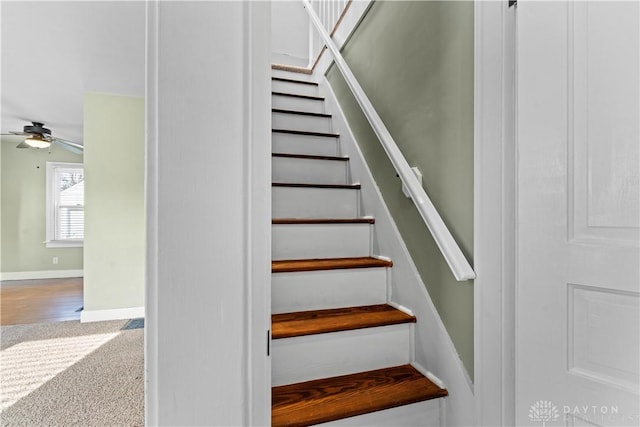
[145,1,271,425]
[272,0,310,66]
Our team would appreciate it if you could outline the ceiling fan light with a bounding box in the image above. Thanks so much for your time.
[24,136,50,149]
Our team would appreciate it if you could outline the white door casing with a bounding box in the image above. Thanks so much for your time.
[473,0,517,425]
[516,1,639,427]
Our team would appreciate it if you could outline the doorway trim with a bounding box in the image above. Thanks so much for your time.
[473,1,517,425]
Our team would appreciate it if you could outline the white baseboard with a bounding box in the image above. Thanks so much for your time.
[81,306,145,323]
[0,269,84,281]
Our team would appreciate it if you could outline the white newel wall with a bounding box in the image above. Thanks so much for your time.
[272,1,310,66]
[272,0,370,70]
[145,1,271,426]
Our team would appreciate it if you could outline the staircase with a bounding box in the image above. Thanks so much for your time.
[270,69,448,426]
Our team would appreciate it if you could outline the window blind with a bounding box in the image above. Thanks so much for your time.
[55,169,84,240]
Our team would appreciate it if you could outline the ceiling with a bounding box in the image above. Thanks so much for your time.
[1,1,145,147]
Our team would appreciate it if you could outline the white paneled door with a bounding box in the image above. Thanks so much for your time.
[516,1,639,427]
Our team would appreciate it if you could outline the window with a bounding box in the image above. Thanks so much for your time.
[46,162,84,248]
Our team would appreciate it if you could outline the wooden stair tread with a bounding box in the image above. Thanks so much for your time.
[272,76,319,86]
[272,91,324,101]
[272,257,391,273]
[273,128,339,138]
[272,218,374,225]
[272,304,415,339]
[272,108,331,118]
[272,153,348,162]
[272,182,360,190]
[272,364,448,427]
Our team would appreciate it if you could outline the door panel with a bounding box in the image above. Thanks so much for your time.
[516,2,639,426]
[570,1,640,244]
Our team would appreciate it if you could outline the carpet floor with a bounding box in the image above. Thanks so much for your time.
[0,319,143,426]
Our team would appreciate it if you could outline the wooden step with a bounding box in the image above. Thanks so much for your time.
[272,81,319,98]
[272,182,359,190]
[272,108,331,118]
[272,185,359,218]
[272,77,319,86]
[273,131,341,157]
[271,364,448,427]
[272,264,388,315]
[272,154,349,186]
[272,220,371,260]
[272,256,391,273]
[272,91,324,101]
[272,153,347,162]
[272,304,415,339]
[271,323,413,387]
[273,111,332,133]
[273,92,325,114]
[273,129,339,138]
[272,218,374,225]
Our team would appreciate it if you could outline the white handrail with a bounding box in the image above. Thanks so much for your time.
[301,0,476,281]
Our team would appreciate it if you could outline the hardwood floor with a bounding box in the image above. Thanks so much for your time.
[0,277,83,326]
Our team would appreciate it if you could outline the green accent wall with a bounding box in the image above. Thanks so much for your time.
[326,0,475,377]
[1,140,83,274]
[83,92,144,311]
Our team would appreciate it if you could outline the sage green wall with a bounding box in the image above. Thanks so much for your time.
[326,1,475,377]
[0,141,83,274]
[83,93,144,311]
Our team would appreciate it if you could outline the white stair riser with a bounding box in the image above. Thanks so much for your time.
[272,324,412,386]
[272,69,316,82]
[272,223,371,260]
[272,187,359,218]
[317,399,441,426]
[272,94,325,114]
[272,157,348,185]
[272,112,332,133]
[272,80,319,97]
[272,267,387,314]
[273,132,340,157]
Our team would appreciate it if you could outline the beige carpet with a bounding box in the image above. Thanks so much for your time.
[0,319,144,426]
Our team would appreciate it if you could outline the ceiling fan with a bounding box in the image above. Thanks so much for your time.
[1,122,83,154]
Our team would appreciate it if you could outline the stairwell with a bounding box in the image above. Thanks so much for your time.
[270,68,448,426]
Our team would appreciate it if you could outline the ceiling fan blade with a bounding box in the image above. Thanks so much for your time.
[52,138,83,154]
[52,137,82,149]
[3,123,82,154]
[16,141,31,148]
